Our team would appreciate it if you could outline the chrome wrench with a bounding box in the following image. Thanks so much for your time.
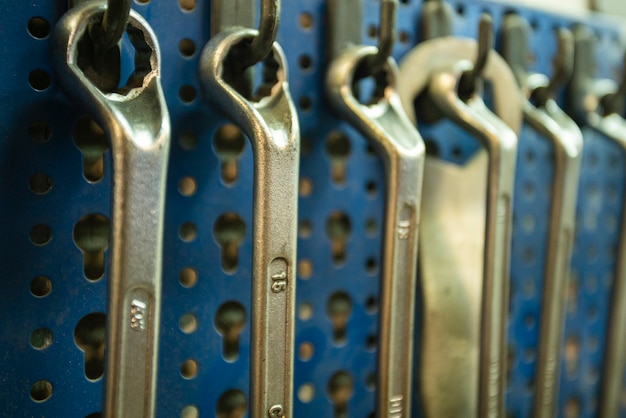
[199,28,299,418]
[501,18,584,418]
[53,3,169,418]
[327,46,425,418]
[398,31,520,418]
[568,25,626,418]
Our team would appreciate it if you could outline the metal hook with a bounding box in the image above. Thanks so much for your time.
[601,52,626,115]
[366,0,398,74]
[245,0,280,67]
[547,29,575,95]
[459,13,493,99]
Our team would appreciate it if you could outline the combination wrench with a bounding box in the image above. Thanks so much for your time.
[199,28,299,418]
[53,3,170,417]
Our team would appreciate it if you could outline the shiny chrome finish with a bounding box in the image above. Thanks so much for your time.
[502,18,584,418]
[327,45,425,418]
[199,28,299,418]
[53,3,169,418]
[569,26,626,418]
[398,38,520,418]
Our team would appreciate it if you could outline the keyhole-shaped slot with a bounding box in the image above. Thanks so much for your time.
[327,371,354,418]
[73,214,111,281]
[326,131,351,184]
[215,301,246,361]
[216,389,247,418]
[213,125,245,185]
[72,118,109,182]
[326,212,352,264]
[327,292,353,344]
[74,312,106,381]
[213,213,246,273]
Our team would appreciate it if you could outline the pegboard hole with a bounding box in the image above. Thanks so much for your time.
[179,313,198,334]
[298,302,313,321]
[399,31,410,44]
[564,397,581,418]
[299,96,313,111]
[135,0,150,3]
[29,173,52,194]
[213,125,245,185]
[179,222,198,243]
[326,212,352,264]
[30,380,52,402]
[298,383,315,403]
[299,220,312,238]
[180,359,198,380]
[327,292,352,344]
[179,85,197,103]
[179,267,198,288]
[30,328,53,350]
[365,295,378,313]
[216,389,247,418]
[28,17,50,39]
[299,13,313,29]
[181,405,199,418]
[366,373,376,391]
[30,276,52,297]
[180,405,200,418]
[179,38,196,57]
[327,371,354,416]
[74,313,106,381]
[29,122,52,143]
[521,214,535,233]
[326,131,351,184]
[565,336,580,375]
[213,213,246,273]
[299,55,313,71]
[365,180,378,197]
[215,301,246,362]
[178,176,198,197]
[298,259,313,279]
[29,69,51,91]
[86,413,102,418]
[366,334,377,351]
[73,214,110,281]
[365,218,378,236]
[30,224,51,246]
[367,25,378,38]
[178,131,197,151]
[299,177,313,197]
[365,257,377,274]
[179,0,196,12]
[298,341,314,361]
[72,117,108,182]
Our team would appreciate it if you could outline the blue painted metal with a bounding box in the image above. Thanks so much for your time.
[0,0,625,417]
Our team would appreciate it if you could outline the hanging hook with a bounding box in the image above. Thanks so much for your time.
[458,13,493,100]
[600,52,626,115]
[366,0,398,74]
[244,0,280,67]
[532,28,575,106]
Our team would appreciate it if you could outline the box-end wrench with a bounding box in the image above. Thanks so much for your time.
[568,25,626,418]
[398,30,520,418]
[52,3,170,418]
[327,45,425,418]
[199,28,299,418]
[501,18,584,418]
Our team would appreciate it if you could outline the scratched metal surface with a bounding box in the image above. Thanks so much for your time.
[0,0,625,417]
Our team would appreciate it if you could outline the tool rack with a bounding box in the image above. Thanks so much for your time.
[1,0,626,417]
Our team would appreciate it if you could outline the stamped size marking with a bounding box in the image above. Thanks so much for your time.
[397,220,411,240]
[130,299,147,331]
[389,395,404,417]
[271,271,288,293]
[268,404,284,417]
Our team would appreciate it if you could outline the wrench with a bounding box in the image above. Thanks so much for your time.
[327,46,425,418]
[199,28,299,418]
[398,36,520,418]
[501,18,584,418]
[567,25,626,418]
[52,3,169,418]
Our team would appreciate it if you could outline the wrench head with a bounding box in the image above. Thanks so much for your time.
[53,2,161,99]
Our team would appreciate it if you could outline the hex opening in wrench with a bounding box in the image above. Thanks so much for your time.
[327,44,425,418]
[199,28,299,418]
[398,37,520,418]
[53,3,170,418]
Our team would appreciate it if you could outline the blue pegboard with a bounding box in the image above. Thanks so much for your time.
[1,0,626,417]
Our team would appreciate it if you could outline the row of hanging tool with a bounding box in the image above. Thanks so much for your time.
[2,0,626,417]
